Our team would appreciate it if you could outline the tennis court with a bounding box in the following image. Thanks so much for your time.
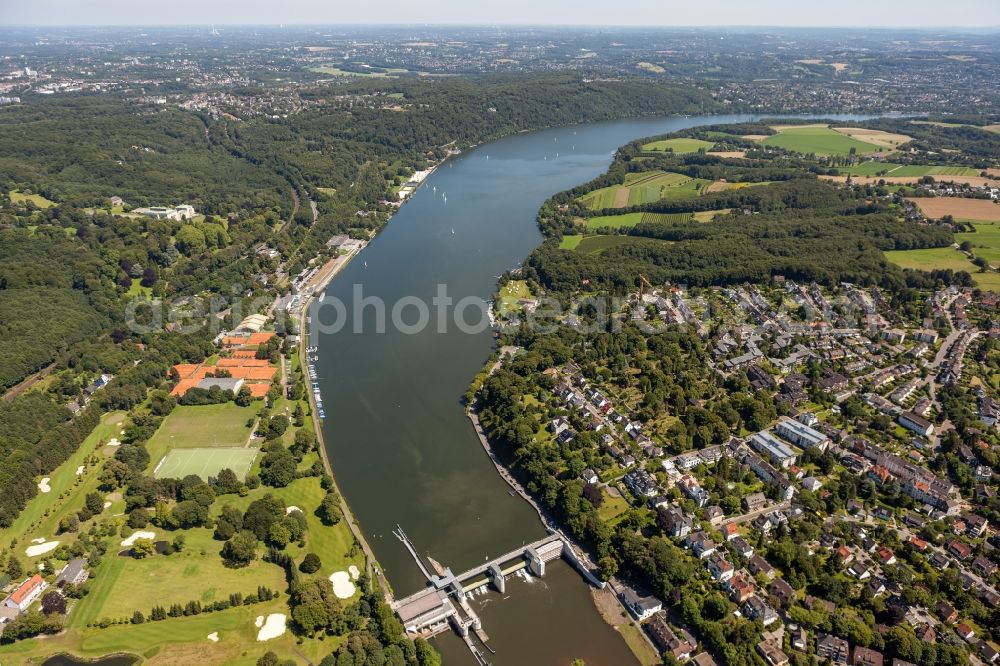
[153,447,259,481]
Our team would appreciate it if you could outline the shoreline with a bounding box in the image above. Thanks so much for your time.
[296,243,395,601]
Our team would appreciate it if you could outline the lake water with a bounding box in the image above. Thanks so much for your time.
[314,112,875,664]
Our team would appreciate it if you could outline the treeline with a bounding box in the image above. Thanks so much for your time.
[0,394,100,527]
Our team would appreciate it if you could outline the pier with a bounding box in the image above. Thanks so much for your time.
[390,526,599,664]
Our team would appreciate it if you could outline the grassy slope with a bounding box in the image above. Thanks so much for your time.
[761,126,880,156]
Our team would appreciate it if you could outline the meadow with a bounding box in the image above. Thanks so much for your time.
[496,279,534,316]
[840,162,980,177]
[9,189,56,208]
[957,222,1000,266]
[884,247,974,272]
[759,125,881,156]
[578,171,709,210]
[641,138,714,154]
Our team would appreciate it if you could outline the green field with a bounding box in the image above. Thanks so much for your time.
[9,189,56,208]
[958,222,1000,266]
[559,234,584,250]
[154,447,259,481]
[761,126,881,156]
[973,272,1000,292]
[840,162,980,177]
[72,529,284,627]
[641,138,714,154]
[885,247,974,272]
[586,212,647,230]
[126,278,152,298]
[578,171,709,211]
[497,279,533,316]
[146,403,255,465]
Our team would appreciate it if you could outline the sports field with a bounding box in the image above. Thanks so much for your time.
[146,403,254,462]
[641,138,714,154]
[153,447,259,481]
[759,125,881,156]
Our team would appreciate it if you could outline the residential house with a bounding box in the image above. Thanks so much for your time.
[817,634,850,665]
[936,601,958,624]
[853,647,884,666]
[55,558,89,587]
[707,553,735,582]
[743,595,778,626]
[769,577,795,607]
[686,532,717,559]
[947,540,973,561]
[730,536,754,559]
[743,492,768,513]
[659,506,694,539]
[647,616,696,661]
[956,623,975,642]
[724,572,756,603]
[748,554,776,579]
[973,555,998,578]
[621,589,663,621]
[758,641,790,666]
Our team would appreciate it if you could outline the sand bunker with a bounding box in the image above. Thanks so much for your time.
[25,541,59,557]
[75,466,84,476]
[329,571,357,599]
[103,501,112,509]
[207,632,219,642]
[285,506,302,515]
[120,530,156,547]
[256,613,286,641]
[348,565,361,580]
[37,477,51,493]
[255,615,264,628]
[31,537,46,544]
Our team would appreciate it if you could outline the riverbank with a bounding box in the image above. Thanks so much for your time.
[295,243,393,601]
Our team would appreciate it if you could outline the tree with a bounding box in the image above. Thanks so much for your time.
[267,522,291,548]
[131,538,155,559]
[6,555,21,579]
[40,591,67,615]
[260,449,297,487]
[300,553,322,574]
[242,494,285,540]
[293,403,305,427]
[235,386,253,407]
[131,609,145,624]
[317,492,343,526]
[213,468,240,494]
[222,531,258,567]
[128,507,150,529]
[415,638,442,666]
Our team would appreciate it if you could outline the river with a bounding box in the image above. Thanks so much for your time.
[313,113,874,664]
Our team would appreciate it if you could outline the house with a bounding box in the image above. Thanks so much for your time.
[848,561,871,580]
[724,572,756,603]
[624,469,659,498]
[973,555,998,578]
[748,554,776,579]
[876,548,896,566]
[758,640,790,666]
[817,633,850,665]
[721,523,741,541]
[659,506,693,539]
[621,589,663,621]
[853,646,884,666]
[707,553,735,582]
[647,615,696,661]
[730,536,754,559]
[965,514,988,538]
[686,531,717,559]
[956,623,976,642]
[549,417,570,434]
[936,601,958,623]
[769,577,795,607]
[692,653,719,666]
[704,506,725,526]
[751,431,798,468]
[915,625,936,644]
[743,594,778,626]
[792,625,808,651]
[947,540,973,560]
[898,412,934,437]
[581,468,599,485]
[867,578,887,597]
[776,418,830,451]
[2,575,48,612]
[978,640,999,664]
[55,558,89,587]
[802,476,823,493]
[743,491,768,513]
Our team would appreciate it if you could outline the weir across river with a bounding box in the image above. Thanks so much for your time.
[390,526,601,664]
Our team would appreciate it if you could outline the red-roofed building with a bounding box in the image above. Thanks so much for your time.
[2,575,48,612]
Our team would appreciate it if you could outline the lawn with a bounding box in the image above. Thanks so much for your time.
[497,279,533,316]
[126,278,152,298]
[71,528,286,627]
[641,138,714,154]
[972,271,1000,292]
[9,189,56,208]
[760,125,881,156]
[153,447,259,481]
[146,403,255,467]
[597,490,631,523]
[0,410,127,557]
[884,247,974,272]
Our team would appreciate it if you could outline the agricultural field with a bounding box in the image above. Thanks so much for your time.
[884,247,975,272]
[640,138,714,154]
[831,127,911,149]
[568,236,670,255]
[759,125,882,156]
[586,213,647,230]
[908,197,1000,223]
[577,171,709,210]
[153,447,259,481]
[9,189,56,208]
[839,162,980,177]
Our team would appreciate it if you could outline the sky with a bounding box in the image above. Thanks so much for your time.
[1,0,999,28]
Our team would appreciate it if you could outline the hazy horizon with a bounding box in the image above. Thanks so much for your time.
[2,0,999,29]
